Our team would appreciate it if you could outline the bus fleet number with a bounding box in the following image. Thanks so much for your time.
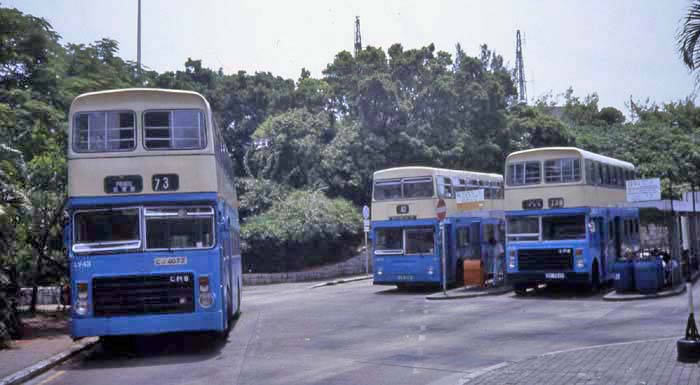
[152,174,179,192]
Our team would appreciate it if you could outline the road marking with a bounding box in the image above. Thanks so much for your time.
[538,336,677,357]
[37,370,65,385]
[418,335,426,342]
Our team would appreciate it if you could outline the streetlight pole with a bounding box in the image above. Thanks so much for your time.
[137,0,142,77]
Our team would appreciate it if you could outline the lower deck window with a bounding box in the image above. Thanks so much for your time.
[375,228,403,254]
[73,208,140,253]
[145,207,214,249]
[506,216,540,241]
[375,227,435,255]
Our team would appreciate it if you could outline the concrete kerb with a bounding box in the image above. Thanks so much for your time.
[308,275,372,289]
[0,337,98,385]
[426,285,513,300]
[603,283,686,301]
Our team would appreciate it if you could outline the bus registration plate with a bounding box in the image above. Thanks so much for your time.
[545,273,565,279]
[397,275,414,281]
[154,256,187,266]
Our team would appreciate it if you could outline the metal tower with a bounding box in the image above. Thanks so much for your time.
[354,16,362,56]
[515,30,527,104]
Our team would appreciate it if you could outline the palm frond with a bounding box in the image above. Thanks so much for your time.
[678,1,700,70]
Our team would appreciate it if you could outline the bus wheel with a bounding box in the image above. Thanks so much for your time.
[234,280,241,319]
[396,284,409,291]
[513,283,528,295]
[590,261,600,293]
[456,259,464,286]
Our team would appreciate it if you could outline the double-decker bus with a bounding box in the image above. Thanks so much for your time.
[371,167,504,288]
[504,147,640,294]
[66,89,241,338]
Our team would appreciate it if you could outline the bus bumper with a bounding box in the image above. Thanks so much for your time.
[373,272,441,285]
[507,272,590,286]
[70,310,224,338]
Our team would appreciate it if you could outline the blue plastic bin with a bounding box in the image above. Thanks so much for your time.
[613,260,635,293]
[634,260,662,294]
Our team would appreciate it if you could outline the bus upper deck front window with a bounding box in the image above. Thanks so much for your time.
[73,111,135,152]
[73,208,141,253]
[507,161,541,186]
[374,228,403,254]
[542,215,586,240]
[144,109,207,150]
[374,179,402,201]
[506,216,539,241]
[145,207,215,250]
[403,177,433,198]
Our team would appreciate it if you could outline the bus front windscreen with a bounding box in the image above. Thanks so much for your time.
[73,208,141,253]
[542,215,586,240]
[375,228,403,254]
[145,207,215,250]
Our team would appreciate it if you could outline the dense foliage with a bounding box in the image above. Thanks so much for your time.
[241,190,361,272]
[1,4,700,327]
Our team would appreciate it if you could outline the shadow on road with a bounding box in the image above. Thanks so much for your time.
[510,283,612,301]
[73,317,240,369]
[373,285,441,296]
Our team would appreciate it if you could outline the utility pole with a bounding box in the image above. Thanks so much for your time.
[354,16,362,57]
[515,30,527,104]
[137,0,142,78]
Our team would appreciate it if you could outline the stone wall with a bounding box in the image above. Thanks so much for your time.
[243,253,372,285]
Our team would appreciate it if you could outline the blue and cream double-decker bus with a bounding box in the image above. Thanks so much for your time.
[371,167,504,288]
[66,89,241,338]
[504,147,640,294]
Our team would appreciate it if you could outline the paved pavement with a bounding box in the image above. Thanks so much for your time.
[0,312,73,379]
[463,338,696,384]
[21,281,700,385]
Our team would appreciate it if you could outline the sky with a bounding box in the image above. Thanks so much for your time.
[4,0,697,113]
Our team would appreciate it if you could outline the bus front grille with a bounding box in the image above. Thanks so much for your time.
[517,249,573,271]
[92,274,195,317]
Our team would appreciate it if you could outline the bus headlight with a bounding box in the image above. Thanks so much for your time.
[199,275,214,308]
[75,282,88,315]
[575,249,585,269]
[427,266,434,275]
[508,250,516,269]
[377,269,383,276]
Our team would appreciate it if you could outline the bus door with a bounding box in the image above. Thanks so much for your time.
[453,221,481,282]
[614,217,622,259]
[591,217,606,276]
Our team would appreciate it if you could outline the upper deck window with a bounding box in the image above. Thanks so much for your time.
[544,158,581,183]
[144,109,207,150]
[437,176,453,198]
[403,177,434,198]
[144,206,214,250]
[374,179,402,200]
[72,111,136,152]
[507,161,541,186]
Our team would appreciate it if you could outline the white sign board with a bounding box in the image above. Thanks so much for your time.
[456,189,485,204]
[626,178,661,202]
[362,205,370,219]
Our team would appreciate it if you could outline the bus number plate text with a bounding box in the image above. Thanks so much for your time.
[397,275,414,281]
[154,256,187,266]
[152,174,179,192]
[545,273,565,279]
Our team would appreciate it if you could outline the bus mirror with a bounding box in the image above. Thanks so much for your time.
[588,220,596,233]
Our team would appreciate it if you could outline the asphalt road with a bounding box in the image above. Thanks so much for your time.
[27,280,693,385]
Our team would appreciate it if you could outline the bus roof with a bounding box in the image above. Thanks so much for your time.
[506,147,635,169]
[70,88,210,113]
[373,166,502,181]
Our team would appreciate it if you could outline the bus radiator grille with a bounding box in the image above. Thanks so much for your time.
[517,249,573,271]
[92,273,195,317]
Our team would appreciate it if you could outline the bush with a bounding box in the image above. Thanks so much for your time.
[241,189,362,272]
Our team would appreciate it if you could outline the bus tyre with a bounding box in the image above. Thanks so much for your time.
[234,281,241,319]
[513,284,528,296]
[677,338,700,363]
[590,262,600,293]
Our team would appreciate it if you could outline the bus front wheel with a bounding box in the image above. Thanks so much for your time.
[589,261,600,293]
[514,283,528,295]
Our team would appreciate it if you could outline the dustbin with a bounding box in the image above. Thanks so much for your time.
[634,259,662,295]
[613,260,635,293]
[463,260,485,286]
